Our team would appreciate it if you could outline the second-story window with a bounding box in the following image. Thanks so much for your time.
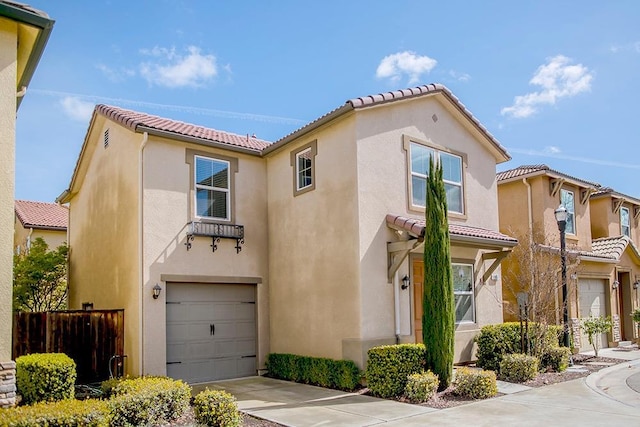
[621,206,630,237]
[195,155,230,221]
[560,189,575,235]
[410,141,464,214]
[290,140,317,197]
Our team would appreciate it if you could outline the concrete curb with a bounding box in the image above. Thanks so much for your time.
[584,357,640,408]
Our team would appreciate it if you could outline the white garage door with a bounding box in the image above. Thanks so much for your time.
[578,279,608,352]
[166,283,256,383]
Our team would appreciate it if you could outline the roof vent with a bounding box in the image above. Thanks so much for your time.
[104,129,110,148]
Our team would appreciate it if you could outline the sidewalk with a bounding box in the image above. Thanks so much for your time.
[200,347,640,426]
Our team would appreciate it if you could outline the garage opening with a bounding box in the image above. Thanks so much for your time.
[166,283,256,383]
[578,278,608,352]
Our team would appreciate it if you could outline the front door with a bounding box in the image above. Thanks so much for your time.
[413,259,424,343]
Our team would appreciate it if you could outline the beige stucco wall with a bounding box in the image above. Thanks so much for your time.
[0,18,17,362]
[14,219,67,254]
[267,113,362,364]
[591,197,638,242]
[67,117,141,375]
[354,96,506,364]
[140,137,270,375]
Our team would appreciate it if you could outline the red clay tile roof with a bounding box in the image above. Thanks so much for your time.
[95,104,272,152]
[15,200,68,230]
[591,236,640,261]
[496,164,600,188]
[591,187,640,206]
[386,214,517,245]
[267,84,510,161]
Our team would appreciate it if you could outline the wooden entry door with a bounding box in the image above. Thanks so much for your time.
[413,259,424,343]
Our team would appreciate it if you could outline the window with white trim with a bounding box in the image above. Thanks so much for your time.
[195,155,230,220]
[621,206,630,237]
[560,189,575,235]
[296,148,313,191]
[453,263,475,323]
[410,141,464,214]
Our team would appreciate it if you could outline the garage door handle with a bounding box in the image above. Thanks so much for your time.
[210,324,215,336]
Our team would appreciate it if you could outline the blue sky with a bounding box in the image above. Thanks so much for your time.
[16,1,640,202]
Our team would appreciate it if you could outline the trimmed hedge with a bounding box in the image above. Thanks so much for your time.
[541,347,571,373]
[404,371,439,403]
[499,354,539,382]
[193,389,243,427]
[16,353,77,405]
[475,322,562,372]
[453,367,498,399]
[366,344,426,398]
[266,353,361,391]
[106,376,191,426]
[0,398,110,427]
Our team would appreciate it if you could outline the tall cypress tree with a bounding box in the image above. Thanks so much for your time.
[422,156,455,390]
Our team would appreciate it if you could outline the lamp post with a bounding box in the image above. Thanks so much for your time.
[554,205,570,348]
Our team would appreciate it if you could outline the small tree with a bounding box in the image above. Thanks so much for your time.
[502,227,579,356]
[581,316,613,357]
[13,237,68,312]
[422,157,454,390]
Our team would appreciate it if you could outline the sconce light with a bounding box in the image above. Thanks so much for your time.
[152,283,162,299]
[401,275,410,290]
[633,281,639,290]
[570,273,578,280]
[612,280,619,290]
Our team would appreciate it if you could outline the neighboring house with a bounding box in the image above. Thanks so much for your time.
[497,165,640,352]
[0,0,53,402]
[59,84,517,384]
[14,200,68,254]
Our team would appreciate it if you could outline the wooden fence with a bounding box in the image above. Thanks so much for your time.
[13,310,124,384]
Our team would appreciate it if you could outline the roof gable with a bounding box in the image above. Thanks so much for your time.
[96,105,272,152]
[264,84,511,162]
[15,199,68,230]
[497,164,600,189]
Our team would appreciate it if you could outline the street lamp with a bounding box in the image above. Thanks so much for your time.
[554,205,570,348]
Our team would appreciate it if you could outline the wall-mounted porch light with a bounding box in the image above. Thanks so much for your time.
[633,281,639,290]
[401,275,410,290]
[153,283,162,299]
[612,280,619,290]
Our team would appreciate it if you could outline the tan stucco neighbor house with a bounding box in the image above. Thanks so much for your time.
[0,0,53,408]
[14,199,68,254]
[497,165,640,352]
[59,84,517,384]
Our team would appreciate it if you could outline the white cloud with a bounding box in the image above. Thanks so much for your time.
[501,55,593,118]
[544,146,561,154]
[507,146,640,170]
[376,51,437,84]
[449,70,471,82]
[140,46,218,88]
[609,41,640,54]
[59,96,94,122]
[96,64,136,82]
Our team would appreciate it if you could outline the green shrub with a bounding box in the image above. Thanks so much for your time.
[453,367,498,399]
[475,322,561,372]
[404,371,439,403]
[541,347,571,372]
[16,353,77,405]
[107,376,191,426]
[331,359,362,391]
[193,389,243,427]
[366,344,426,398]
[266,353,361,391]
[0,398,110,427]
[499,353,539,382]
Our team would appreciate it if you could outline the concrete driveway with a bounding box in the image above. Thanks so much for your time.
[195,347,640,426]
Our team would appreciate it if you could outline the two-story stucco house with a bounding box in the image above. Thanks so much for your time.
[0,1,53,407]
[497,165,640,352]
[59,84,517,384]
[14,200,68,254]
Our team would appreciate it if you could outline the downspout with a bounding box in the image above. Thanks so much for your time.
[522,178,533,241]
[394,269,401,343]
[138,132,148,375]
[26,227,33,252]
